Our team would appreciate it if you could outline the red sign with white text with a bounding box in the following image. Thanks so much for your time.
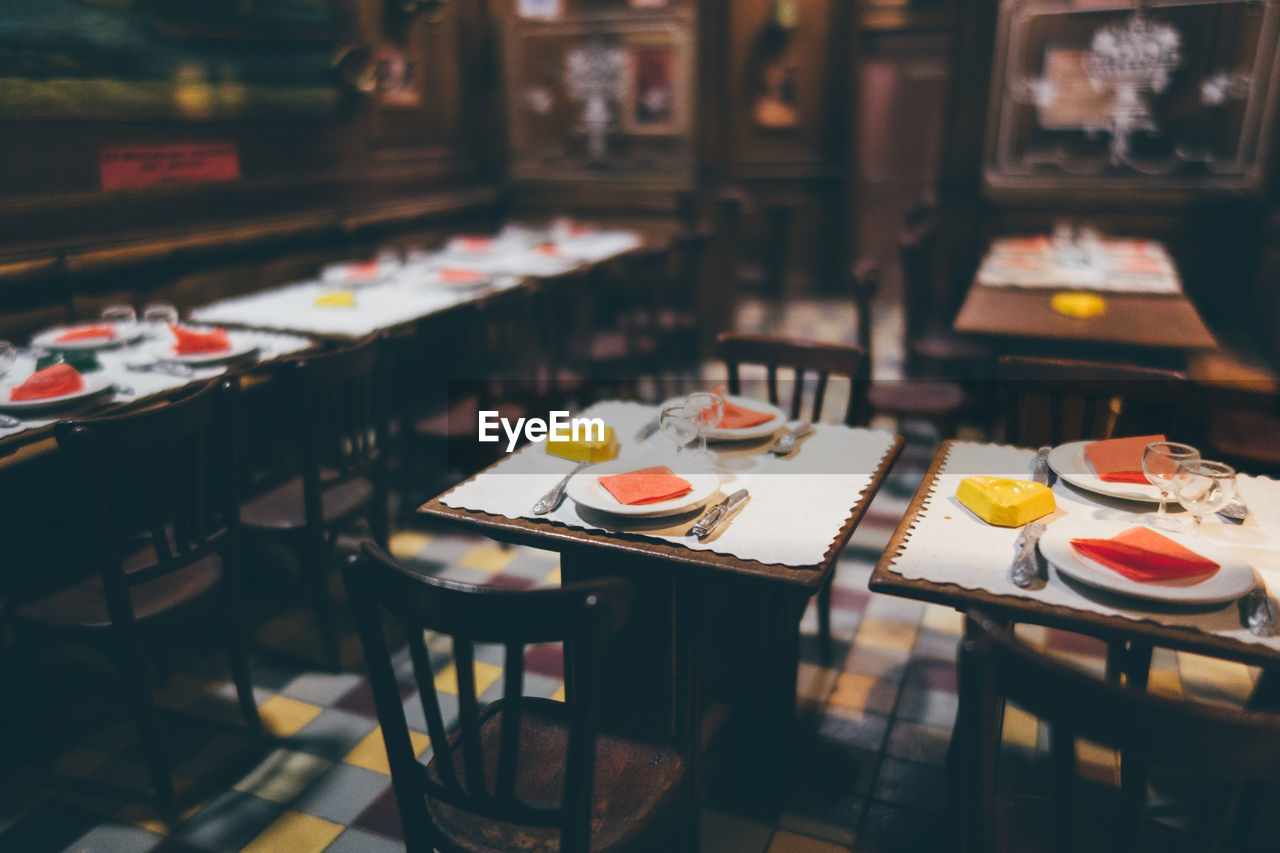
[100,142,241,191]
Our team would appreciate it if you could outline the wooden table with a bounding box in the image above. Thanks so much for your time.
[870,440,1280,671]
[954,285,1218,366]
[419,433,905,756]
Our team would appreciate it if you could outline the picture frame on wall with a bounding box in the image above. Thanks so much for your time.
[622,39,685,135]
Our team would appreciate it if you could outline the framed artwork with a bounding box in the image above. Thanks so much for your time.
[622,40,684,134]
[985,0,1280,193]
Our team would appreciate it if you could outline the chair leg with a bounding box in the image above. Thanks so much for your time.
[112,636,175,808]
[220,603,262,737]
[306,535,343,672]
[817,575,833,665]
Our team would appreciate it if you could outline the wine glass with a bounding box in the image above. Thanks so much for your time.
[142,302,179,340]
[659,403,699,458]
[1141,441,1199,528]
[1174,460,1236,531]
[683,391,725,463]
[101,304,137,333]
[0,340,14,379]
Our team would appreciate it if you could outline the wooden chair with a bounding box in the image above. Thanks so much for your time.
[583,248,666,399]
[9,379,260,807]
[716,333,867,662]
[997,355,1190,447]
[241,334,391,671]
[344,541,690,853]
[952,609,1280,852]
[899,218,991,382]
[851,259,966,436]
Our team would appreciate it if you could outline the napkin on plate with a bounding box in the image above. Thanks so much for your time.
[1084,434,1166,484]
[711,385,775,430]
[457,236,493,253]
[10,363,84,401]
[1070,527,1219,583]
[170,324,232,355]
[54,325,115,343]
[598,466,693,506]
[439,268,486,285]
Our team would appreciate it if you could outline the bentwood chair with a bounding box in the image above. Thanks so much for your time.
[344,541,690,853]
[716,333,867,662]
[240,334,390,671]
[9,379,261,807]
[952,609,1280,852]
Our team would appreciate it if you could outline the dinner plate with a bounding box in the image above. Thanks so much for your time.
[659,394,787,442]
[1046,440,1164,503]
[0,372,114,412]
[151,333,258,365]
[564,458,721,518]
[32,324,143,351]
[1038,520,1254,605]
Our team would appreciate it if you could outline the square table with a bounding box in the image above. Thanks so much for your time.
[418,401,903,749]
[871,440,1280,671]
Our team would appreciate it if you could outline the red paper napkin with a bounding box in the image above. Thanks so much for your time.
[458,236,492,253]
[10,364,84,401]
[535,243,563,258]
[1070,527,1219,583]
[439,268,486,285]
[54,325,116,343]
[344,261,382,281]
[711,385,774,430]
[170,324,232,355]
[598,466,693,505]
[1084,434,1166,484]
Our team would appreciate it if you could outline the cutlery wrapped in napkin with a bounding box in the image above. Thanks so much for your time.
[1070,527,1219,583]
[54,325,116,343]
[598,466,692,506]
[1084,434,1165,484]
[10,363,85,401]
[711,385,775,429]
[169,324,232,355]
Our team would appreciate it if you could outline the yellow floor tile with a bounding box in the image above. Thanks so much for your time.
[1001,705,1039,749]
[1147,667,1182,698]
[257,695,324,738]
[242,810,343,853]
[550,683,566,702]
[459,542,515,573]
[828,671,897,717]
[796,662,839,706]
[855,616,918,652]
[1178,653,1255,703]
[434,659,503,697]
[767,829,851,853]
[389,530,434,558]
[921,604,965,636]
[344,727,431,775]
[1077,739,1119,786]
[544,567,562,585]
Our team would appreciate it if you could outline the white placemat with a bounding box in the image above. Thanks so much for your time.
[887,441,1280,651]
[439,401,899,568]
[0,330,313,443]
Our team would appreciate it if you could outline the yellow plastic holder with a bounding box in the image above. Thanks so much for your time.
[956,476,1056,527]
[1050,291,1106,319]
[315,290,356,308]
[546,425,619,463]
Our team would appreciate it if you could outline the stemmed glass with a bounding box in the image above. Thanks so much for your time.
[143,302,179,342]
[658,402,700,458]
[1141,441,1199,529]
[101,304,137,334]
[1174,460,1236,531]
[683,391,725,464]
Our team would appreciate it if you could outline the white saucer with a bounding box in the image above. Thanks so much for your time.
[0,373,114,412]
[1047,440,1165,503]
[565,458,720,518]
[32,324,142,351]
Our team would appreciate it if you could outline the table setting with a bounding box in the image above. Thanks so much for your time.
[976,225,1182,295]
[884,435,1280,651]
[0,307,312,443]
[437,397,899,568]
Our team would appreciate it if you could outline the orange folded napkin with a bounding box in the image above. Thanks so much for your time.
[439,268,486,285]
[458,236,493,253]
[711,385,774,430]
[1084,434,1166,484]
[598,466,693,506]
[54,325,116,343]
[535,243,563,258]
[1070,527,1219,583]
[10,364,84,401]
[345,261,382,281]
[170,324,232,355]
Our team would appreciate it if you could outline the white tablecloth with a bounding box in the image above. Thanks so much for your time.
[887,441,1280,651]
[440,401,899,568]
[0,329,313,443]
[976,237,1182,294]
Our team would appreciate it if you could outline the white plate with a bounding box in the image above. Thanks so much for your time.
[1038,520,1254,605]
[0,372,114,412]
[1047,440,1164,503]
[32,324,142,351]
[565,458,721,518]
[659,394,787,442]
[152,332,258,365]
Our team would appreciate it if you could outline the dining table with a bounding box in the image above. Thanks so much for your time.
[954,235,1218,366]
[418,399,903,831]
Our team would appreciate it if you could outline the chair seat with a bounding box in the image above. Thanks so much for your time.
[867,379,966,417]
[427,699,685,853]
[912,333,992,378]
[241,474,374,532]
[15,547,223,632]
[1208,409,1280,467]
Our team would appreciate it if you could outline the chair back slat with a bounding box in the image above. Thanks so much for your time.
[716,333,866,425]
[344,542,633,853]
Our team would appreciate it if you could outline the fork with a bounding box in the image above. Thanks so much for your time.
[532,460,590,515]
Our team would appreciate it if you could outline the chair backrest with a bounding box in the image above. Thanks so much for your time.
[54,379,241,626]
[960,609,1280,849]
[898,218,944,342]
[848,259,880,371]
[761,203,793,299]
[344,541,633,853]
[717,333,866,424]
[997,354,1189,446]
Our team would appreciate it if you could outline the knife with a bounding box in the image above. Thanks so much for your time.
[691,489,749,540]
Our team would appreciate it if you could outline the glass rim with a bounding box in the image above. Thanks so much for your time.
[1144,441,1199,456]
[1180,459,1235,477]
